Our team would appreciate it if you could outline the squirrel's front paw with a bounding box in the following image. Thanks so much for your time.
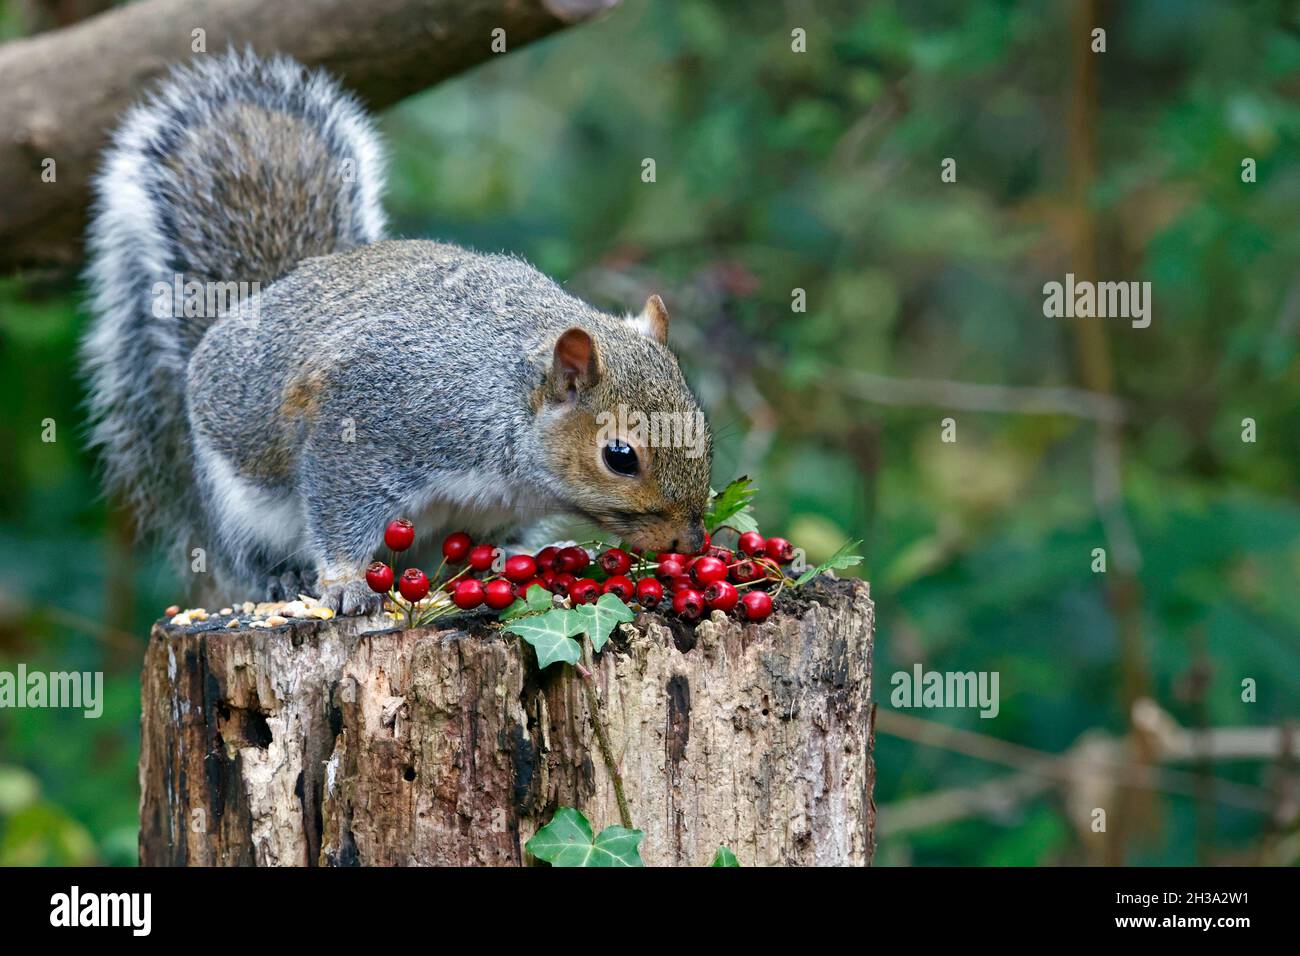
[316,579,384,616]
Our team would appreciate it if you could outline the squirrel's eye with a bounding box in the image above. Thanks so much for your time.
[602,440,640,477]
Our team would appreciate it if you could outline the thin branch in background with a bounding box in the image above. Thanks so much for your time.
[876,708,1279,817]
[825,366,1127,424]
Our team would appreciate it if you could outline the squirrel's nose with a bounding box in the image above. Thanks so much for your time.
[679,520,707,555]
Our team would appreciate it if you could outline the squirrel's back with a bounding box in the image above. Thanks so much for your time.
[81,49,385,547]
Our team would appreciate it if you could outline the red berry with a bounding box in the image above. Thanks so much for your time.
[696,531,711,554]
[398,568,430,602]
[504,554,538,583]
[385,518,415,551]
[673,588,704,619]
[737,532,765,556]
[740,590,773,622]
[602,575,634,601]
[706,546,734,564]
[441,531,472,562]
[539,569,557,588]
[704,580,739,612]
[556,546,590,573]
[670,574,695,594]
[569,578,600,605]
[765,537,795,563]
[599,548,632,576]
[551,572,577,596]
[535,546,560,571]
[731,559,762,583]
[514,577,549,598]
[635,577,664,608]
[483,579,515,610]
[452,578,485,610]
[656,556,687,581]
[365,561,394,593]
[690,555,728,586]
[468,544,496,572]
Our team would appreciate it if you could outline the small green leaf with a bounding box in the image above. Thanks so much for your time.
[710,846,740,867]
[503,609,583,669]
[525,807,645,867]
[705,476,757,532]
[792,539,864,588]
[498,599,529,622]
[526,584,554,611]
[573,593,636,652]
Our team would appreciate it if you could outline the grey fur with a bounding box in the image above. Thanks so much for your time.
[82,51,712,610]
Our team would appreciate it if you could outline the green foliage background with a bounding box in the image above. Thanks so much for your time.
[0,0,1297,865]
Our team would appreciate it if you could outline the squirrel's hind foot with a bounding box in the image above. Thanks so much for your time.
[265,570,314,603]
[316,579,384,617]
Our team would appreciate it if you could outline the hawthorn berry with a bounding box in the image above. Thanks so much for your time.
[569,578,600,605]
[656,556,687,581]
[599,548,632,576]
[670,574,695,594]
[635,577,664,609]
[739,590,773,622]
[385,518,415,552]
[690,555,728,587]
[765,537,795,563]
[365,561,394,593]
[706,546,734,564]
[696,531,711,554]
[539,569,557,588]
[503,554,538,583]
[483,579,515,611]
[398,568,430,602]
[731,558,762,583]
[468,544,496,572]
[673,588,704,620]
[737,532,766,557]
[535,546,560,571]
[556,546,590,573]
[704,580,739,613]
[452,578,485,610]
[442,531,472,562]
[513,577,548,599]
[551,572,577,596]
[602,575,634,601]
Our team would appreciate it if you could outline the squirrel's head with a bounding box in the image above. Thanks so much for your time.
[534,295,712,554]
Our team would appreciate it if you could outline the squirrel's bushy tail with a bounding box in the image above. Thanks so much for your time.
[81,48,385,543]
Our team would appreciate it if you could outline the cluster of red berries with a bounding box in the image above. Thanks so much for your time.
[366,519,798,625]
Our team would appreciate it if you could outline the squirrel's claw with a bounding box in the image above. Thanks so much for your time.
[316,579,384,617]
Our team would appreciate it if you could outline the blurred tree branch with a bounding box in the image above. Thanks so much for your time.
[877,703,1298,847]
[827,367,1127,424]
[0,0,619,274]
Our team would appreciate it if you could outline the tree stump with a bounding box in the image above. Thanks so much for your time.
[139,577,875,866]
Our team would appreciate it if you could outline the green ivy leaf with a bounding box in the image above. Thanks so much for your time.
[525,807,644,867]
[503,609,583,669]
[498,583,558,622]
[573,593,636,652]
[525,584,554,611]
[704,476,757,533]
[710,846,740,867]
[792,539,864,588]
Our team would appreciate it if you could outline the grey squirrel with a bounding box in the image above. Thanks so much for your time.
[81,49,712,614]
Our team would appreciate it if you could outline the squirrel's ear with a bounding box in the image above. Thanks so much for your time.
[551,328,601,400]
[629,294,669,344]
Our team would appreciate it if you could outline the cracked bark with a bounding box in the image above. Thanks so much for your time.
[139,577,875,866]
